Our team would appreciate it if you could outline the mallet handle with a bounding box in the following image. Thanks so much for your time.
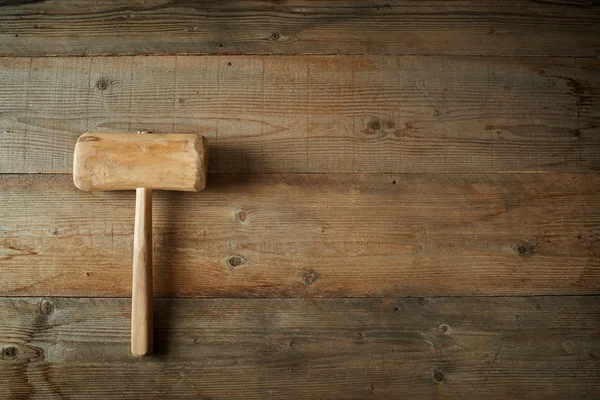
[131,187,153,357]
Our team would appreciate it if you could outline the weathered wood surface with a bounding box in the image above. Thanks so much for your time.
[0,0,598,396]
[1,173,598,297]
[1,56,598,174]
[0,0,599,57]
[1,296,598,399]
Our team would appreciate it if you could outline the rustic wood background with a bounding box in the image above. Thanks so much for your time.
[1,1,599,398]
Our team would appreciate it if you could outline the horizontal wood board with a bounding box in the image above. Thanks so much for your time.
[1,173,598,297]
[0,55,598,174]
[1,296,599,399]
[0,0,599,57]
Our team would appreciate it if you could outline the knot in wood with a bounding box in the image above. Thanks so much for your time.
[227,255,245,268]
[438,324,450,335]
[513,241,537,257]
[40,300,54,316]
[2,347,18,360]
[301,271,318,286]
[367,119,382,132]
[236,210,247,223]
[96,77,109,91]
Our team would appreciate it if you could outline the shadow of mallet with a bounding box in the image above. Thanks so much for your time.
[73,132,208,357]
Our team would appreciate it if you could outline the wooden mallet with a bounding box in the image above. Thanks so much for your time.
[73,132,208,357]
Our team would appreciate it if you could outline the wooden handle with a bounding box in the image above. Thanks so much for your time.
[131,187,153,357]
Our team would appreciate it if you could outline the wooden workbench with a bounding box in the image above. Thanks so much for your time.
[1,1,599,398]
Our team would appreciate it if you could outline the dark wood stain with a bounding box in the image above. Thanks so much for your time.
[0,0,599,56]
[0,296,598,398]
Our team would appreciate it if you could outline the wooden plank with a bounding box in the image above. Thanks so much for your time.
[0,0,599,57]
[1,173,598,297]
[1,296,598,399]
[1,55,598,174]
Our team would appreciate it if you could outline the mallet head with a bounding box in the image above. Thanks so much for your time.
[73,132,208,192]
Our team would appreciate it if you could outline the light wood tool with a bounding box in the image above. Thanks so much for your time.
[73,132,208,357]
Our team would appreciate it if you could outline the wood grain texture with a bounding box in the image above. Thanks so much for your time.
[1,173,598,297]
[131,187,153,357]
[0,0,599,57]
[73,133,209,192]
[0,296,598,399]
[0,55,598,174]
